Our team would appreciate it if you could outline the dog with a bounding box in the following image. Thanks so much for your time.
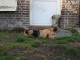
[23,26,56,39]
[39,27,56,39]
[23,27,39,37]
[23,27,33,36]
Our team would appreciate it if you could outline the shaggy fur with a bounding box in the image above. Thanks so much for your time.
[39,27,56,39]
[23,26,56,39]
[23,27,33,36]
[32,30,40,37]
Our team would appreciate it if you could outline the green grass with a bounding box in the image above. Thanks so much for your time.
[53,44,69,49]
[54,34,80,42]
[0,30,80,60]
[0,32,10,38]
[31,41,41,47]
[0,48,7,56]
[53,33,80,50]
[55,56,67,60]
[16,35,27,42]
[0,43,32,49]
[66,47,80,57]
[54,28,80,43]
[69,28,79,35]
[16,34,46,42]
[0,31,80,46]
[0,56,15,60]
[53,40,69,44]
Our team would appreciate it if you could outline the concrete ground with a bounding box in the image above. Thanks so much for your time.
[55,29,72,38]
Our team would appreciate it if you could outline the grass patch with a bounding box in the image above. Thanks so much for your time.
[31,41,41,47]
[55,56,67,60]
[54,28,80,44]
[0,43,31,50]
[66,47,80,57]
[54,34,80,42]
[0,31,80,60]
[0,32,10,38]
[53,44,69,49]
[0,56,15,60]
[16,35,27,42]
[53,40,69,44]
[69,28,79,35]
[0,48,8,56]
[18,56,27,60]
[16,34,35,42]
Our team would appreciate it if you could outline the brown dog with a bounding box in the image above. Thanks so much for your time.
[23,27,33,36]
[23,27,56,39]
[39,27,56,39]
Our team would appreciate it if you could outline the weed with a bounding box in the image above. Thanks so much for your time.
[16,37,25,42]
[66,47,80,57]
[25,37,33,41]
[16,35,27,42]
[31,41,41,47]
[69,28,79,35]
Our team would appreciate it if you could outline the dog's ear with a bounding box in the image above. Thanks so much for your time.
[53,24,59,28]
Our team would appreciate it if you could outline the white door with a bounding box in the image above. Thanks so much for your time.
[30,0,61,26]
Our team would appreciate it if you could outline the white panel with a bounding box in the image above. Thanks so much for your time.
[0,0,17,11]
[33,0,57,2]
[30,0,61,26]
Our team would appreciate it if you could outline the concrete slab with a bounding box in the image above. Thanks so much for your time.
[55,29,72,38]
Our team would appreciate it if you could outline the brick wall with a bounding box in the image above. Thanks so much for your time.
[60,0,80,29]
[0,0,79,29]
[0,0,30,29]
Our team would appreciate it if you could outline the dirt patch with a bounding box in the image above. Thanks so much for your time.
[0,39,6,42]
[0,38,16,43]
[70,42,80,47]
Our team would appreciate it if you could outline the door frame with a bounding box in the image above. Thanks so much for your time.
[30,0,61,27]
